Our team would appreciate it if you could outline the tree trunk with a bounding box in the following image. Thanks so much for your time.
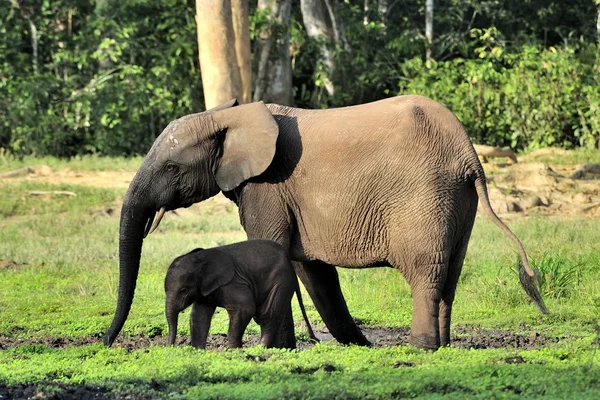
[597,2,600,42]
[196,0,243,109]
[300,0,337,96]
[253,0,293,105]
[377,0,388,26]
[231,0,252,103]
[425,0,434,59]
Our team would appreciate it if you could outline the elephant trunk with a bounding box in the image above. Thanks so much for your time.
[166,302,179,346]
[103,200,153,346]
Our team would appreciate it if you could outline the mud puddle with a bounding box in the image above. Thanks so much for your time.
[0,325,561,352]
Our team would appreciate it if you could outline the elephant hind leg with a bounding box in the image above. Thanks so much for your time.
[255,281,296,349]
[294,260,371,346]
[226,304,256,348]
[403,251,450,350]
[439,218,476,346]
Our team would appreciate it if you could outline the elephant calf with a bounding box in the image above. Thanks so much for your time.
[165,239,317,349]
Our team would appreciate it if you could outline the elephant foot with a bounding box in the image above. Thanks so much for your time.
[332,325,371,346]
[439,333,451,348]
[409,332,440,350]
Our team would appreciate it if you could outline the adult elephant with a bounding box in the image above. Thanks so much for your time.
[103,95,548,349]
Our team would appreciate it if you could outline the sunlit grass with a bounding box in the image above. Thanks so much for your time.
[0,154,144,173]
[1,156,600,398]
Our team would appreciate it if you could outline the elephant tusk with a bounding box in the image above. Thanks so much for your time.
[143,212,155,238]
[148,207,166,235]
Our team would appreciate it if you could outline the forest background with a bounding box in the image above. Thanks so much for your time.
[1,0,599,158]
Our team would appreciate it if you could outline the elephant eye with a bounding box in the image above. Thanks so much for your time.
[166,163,179,173]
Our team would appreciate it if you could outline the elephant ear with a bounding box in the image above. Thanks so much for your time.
[198,249,236,297]
[210,101,279,192]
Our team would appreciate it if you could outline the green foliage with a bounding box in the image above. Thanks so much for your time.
[399,40,600,150]
[0,153,143,173]
[0,342,599,398]
[0,0,202,157]
[2,0,600,156]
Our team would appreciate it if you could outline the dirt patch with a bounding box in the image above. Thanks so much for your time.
[483,161,600,218]
[2,153,600,219]
[0,325,561,352]
[0,382,158,400]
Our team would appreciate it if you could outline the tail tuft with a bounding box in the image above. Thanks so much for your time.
[519,262,549,315]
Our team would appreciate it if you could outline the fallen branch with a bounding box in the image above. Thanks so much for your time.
[473,144,518,164]
[27,190,77,197]
[570,163,600,179]
[0,167,35,179]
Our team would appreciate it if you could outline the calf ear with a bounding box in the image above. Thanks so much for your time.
[198,249,236,297]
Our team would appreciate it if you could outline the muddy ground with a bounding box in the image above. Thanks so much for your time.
[0,326,567,400]
[0,325,562,352]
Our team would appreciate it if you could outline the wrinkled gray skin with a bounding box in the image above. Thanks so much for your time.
[165,240,317,349]
[104,95,548,350]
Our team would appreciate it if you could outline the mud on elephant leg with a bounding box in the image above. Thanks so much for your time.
[294,260,371,346]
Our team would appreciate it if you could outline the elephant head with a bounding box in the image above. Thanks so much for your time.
[164,248,236,345]
[103,100,279,346]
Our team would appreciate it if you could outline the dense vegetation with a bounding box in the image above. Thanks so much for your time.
[1,0,599,157]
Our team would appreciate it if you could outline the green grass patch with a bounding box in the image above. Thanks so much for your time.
[0,154,143,173]
[0,343,598,399]
[1,155,600,398]
[521,147,600,165]
[0,181,123,217]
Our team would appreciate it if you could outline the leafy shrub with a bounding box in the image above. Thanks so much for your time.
[0,0,202,157]
[399,36,600,150]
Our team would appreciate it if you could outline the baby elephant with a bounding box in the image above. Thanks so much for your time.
[165,239,317,349]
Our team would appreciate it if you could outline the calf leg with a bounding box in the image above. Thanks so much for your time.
[190,303,216,349]
[226,304,256,348]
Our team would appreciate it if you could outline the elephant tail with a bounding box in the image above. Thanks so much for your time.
[472,170,549,314]
[295,281,319,343]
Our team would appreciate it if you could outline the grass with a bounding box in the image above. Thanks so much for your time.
[0,153,143,173]
[1,154,599,398]
[521,146,600,165]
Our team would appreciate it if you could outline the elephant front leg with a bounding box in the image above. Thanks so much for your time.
[190,303,216,349]
[294,260,370,346]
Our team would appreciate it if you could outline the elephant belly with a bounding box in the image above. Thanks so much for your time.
[288,194,393,267]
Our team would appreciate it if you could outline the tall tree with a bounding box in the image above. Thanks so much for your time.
[300,0,349,96]
[253,0,293,105]
[596,0,600,41]
[425,0,434,59]
[195,0,243,108]
[231,0,252,103]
